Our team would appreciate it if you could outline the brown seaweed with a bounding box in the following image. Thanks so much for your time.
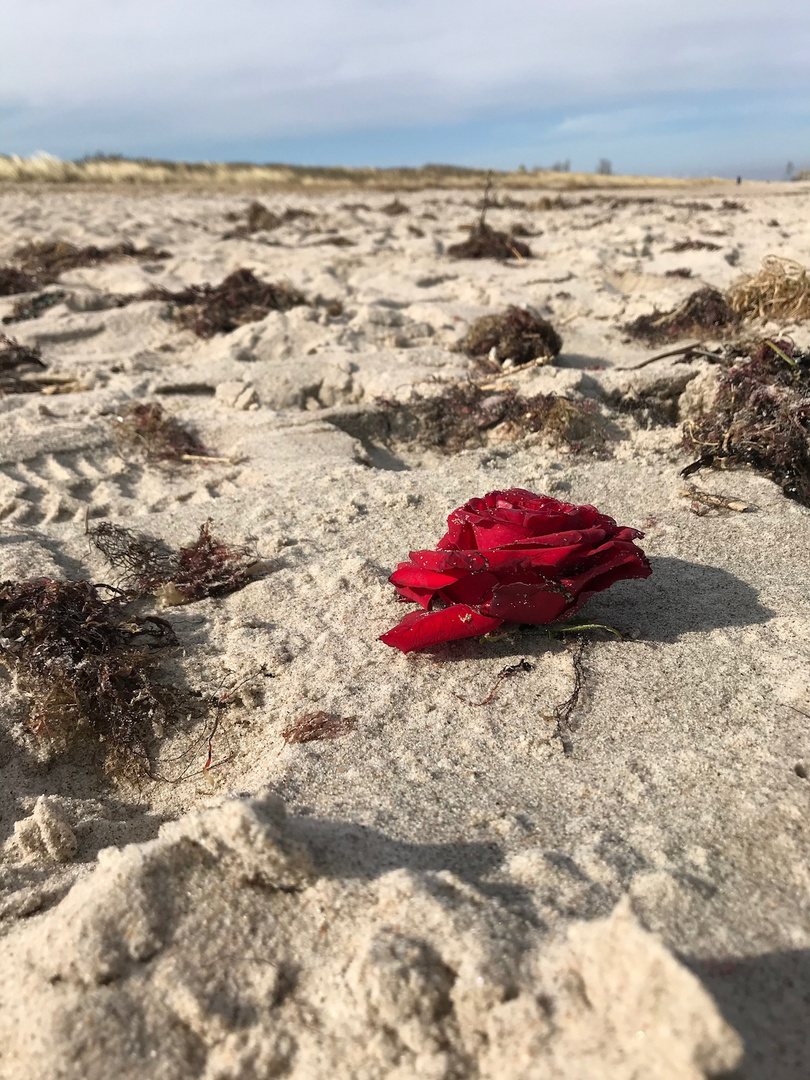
[624,288,740,346]
[223,202,314,238]
[448,222,531,261]
[682,338,810,504]
[0,578,176,771]
[89,520,262,603]
[382,383,606,455]
[113,401,213,462]
[144,268,306,337]
[2,290,68,325]
[459,307,562,367]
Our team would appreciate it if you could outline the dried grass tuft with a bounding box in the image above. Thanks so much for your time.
[727,256,810,322]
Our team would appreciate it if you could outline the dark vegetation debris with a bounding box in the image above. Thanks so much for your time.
[89,520,262,604]
[682,338,810,505]
[143,268,307,337]
[448,176,532,260]
[281,711,356,744]
[0,578,176,771]
[0,335,46,394]
[677,484,751,515]
[448,222,531,261]
[0,268,39,296]
[552,638,588,757]
[458,306,562,368]
[454,659,534,707]
[666,239,721,253]
[113,401,214,462]
[2,290,68,324]
[380,198,409,215]
[664,268,693,279]
[312,235,356,247]
[379,383,606,455]
[223,201,313,238]
[624,287,740,346]
[0,240,171,295]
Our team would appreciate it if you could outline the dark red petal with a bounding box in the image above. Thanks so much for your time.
[379,605,503,653]
[484,580,571,624]
[409,549,489,573]
[392,584,436,609]
[440,570,501,606]
[390,564,461,590]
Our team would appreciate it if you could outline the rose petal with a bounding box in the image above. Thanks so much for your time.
[484,580,571,624]
[440,570,501,606]
[390,564,461,590]
[379,605,503,653]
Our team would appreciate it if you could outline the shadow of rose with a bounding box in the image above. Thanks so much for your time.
[583,555,773,643]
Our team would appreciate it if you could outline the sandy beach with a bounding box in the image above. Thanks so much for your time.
[1,178,809,1078]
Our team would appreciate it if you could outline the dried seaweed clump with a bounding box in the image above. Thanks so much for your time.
[222,201,313,238]
[448,222,531,261]
[0,578,176,769]
[114,401,213,462]
[385,383,605,454]
[0,335,46,394]
[380,198,409,216]
[683,338,810,505]
[145,268,306,337]
[727,256,810,323]
[89,520,261,604]
[459,307,562,368]
[624,288,740,346]
[16,240,170,282]
[0,240,171,297]
[665,239,721,253]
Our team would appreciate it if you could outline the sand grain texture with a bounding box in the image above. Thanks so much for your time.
[1,182,810,1078]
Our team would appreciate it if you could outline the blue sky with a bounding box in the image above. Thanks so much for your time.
[1,0,808,178]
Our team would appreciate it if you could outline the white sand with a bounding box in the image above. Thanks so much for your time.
[1,182,809,1078]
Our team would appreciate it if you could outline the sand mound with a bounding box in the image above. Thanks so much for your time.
[0,792,741,1080]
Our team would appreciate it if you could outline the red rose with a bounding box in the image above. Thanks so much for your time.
[379,488,651,653]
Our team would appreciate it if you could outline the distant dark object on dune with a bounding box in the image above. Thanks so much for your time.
[380,198,409,216]
[459,306,562,368]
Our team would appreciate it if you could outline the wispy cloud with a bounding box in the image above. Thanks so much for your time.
[1,1,807,173]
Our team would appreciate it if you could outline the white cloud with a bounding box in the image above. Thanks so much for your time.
[1,0,808,147]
